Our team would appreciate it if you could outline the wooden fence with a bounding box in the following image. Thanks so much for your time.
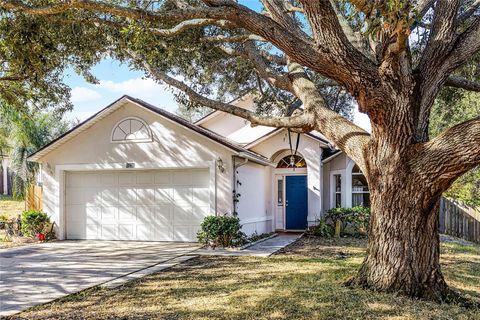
[439,197,480,243]
[26,184,43,211]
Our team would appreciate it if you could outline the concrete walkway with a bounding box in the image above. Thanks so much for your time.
[0,241,200,317]
[196,233,302,257]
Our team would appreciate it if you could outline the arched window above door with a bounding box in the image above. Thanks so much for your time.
[111,117,152,143]
[276,155,307,168]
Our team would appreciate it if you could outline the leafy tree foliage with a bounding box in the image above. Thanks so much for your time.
[0,105,75,198]
[430,88,480,207]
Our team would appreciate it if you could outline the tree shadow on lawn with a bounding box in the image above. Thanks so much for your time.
[7,237,480,320]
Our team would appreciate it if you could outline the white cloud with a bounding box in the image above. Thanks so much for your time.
[98,78,168,97]
[70,87,102,103]
[97,77,178,112]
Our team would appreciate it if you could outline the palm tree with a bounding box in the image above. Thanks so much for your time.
[1,106,73,198]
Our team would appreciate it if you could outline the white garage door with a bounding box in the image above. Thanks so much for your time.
[65,169,210,242]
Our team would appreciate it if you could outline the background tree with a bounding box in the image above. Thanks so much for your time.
[1,0,480,301]
[0,105,75,198]
[430,69,480,207]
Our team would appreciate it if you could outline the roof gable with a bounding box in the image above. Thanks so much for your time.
[28,95,271,165]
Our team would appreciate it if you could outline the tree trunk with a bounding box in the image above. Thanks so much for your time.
[347,168,459,301]
[344,86,469,302]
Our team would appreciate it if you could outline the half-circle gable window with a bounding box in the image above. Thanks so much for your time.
[111,117,152,142]
[276,155,306,168]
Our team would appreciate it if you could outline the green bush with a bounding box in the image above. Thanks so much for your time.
[310,219,334,237]
[325,206,371,236]
[20,210,50,237]
[197,215,246,248]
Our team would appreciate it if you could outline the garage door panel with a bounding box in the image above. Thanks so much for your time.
[137,188,155,204]
[190,170,210,187]
[65,169,209,242]
[66,205,86,222]
[99,173,118,187]
[118,206,136,222]
[173,206,196,225]
[101,207,118,221]
[153,205,173,225]
[86,207,101,222]
[66,188,84,205]
[118,224,135,240]
[82,173,100,187]
[154,227,174,241]
[84,187,103,205]
[154,172,172,185]
[86,224,99,238]
[118,172,136,186]
[68,222,86,239]
[173,187,193,204]
[100,188,118,206]
[155,188,173,203]
[173,171,194,186]
[173,226,198,242]
[136,172,154,185]
[101,224,117,240]
[118,187,137,205]
[193,187,210,206]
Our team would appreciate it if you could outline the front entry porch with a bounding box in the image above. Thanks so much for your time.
[273,151,310,232]
[285,175,308,230]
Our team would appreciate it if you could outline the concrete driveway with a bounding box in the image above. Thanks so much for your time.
[0,241,200,316]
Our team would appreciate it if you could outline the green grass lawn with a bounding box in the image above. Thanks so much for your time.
[0,195,25,246]
[0,194,25,218]
[7,237,480,320]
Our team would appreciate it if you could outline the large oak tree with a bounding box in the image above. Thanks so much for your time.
[1,0,479,301]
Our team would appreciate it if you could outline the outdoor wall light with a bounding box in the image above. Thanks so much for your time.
[217,157,225,173]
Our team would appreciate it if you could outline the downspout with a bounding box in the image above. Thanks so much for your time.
[232,155,249,215]
[214,160,218,215]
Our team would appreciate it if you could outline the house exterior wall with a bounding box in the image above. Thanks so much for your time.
[322,153,359,211]
[235,161,273,235]
[250,130,323,227]
[36,101,236,239]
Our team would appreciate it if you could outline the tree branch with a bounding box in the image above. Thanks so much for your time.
[419,0,460,73]
[444,75,480,92]
[457,0,480,25]
[1,0,382,106]
[125,49,313,129]
[287,61,371,169]
[411,117,480,190]
[0,74,27,81]
[200,34,265,43]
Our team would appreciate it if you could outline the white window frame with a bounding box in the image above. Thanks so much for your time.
[111,116,153,143]
[330,169,345,208]
[346,159,370,207]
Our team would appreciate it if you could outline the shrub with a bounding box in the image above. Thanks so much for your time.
[20,210,50,237]
[310,219,334,237]
[197,215,246,248]
[325,206,371,236]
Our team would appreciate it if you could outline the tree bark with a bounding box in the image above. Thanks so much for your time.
[347,184,455,301]
[344,90,473,302]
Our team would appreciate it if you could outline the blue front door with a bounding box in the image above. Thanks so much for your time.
[285,175,308,230]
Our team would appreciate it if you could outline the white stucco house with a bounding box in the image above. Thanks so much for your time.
[28,94,369,242]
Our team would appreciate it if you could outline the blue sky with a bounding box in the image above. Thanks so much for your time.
[62,0,371,132]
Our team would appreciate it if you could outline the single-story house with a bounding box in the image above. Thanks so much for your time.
[28,94,369,242]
